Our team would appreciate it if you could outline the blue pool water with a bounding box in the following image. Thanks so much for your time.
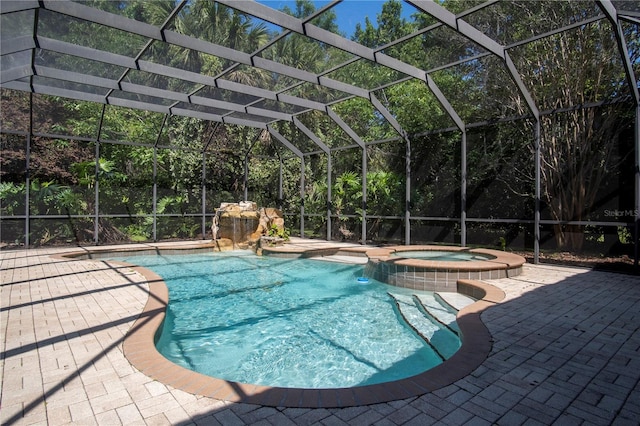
[113,251,447,388]
[391,250,493,261]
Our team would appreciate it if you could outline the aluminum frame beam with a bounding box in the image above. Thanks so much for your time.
[405,0,505,58]
[38,0,373,101]
[409,0,542,254]
[0,0,635,254]
[369,93,414,244]
[292,117,333,240]
[598,0,640,267]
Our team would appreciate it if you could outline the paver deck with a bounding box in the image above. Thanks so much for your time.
[1,240,639,425]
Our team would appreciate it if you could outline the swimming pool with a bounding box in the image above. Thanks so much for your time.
[112,251,459,389]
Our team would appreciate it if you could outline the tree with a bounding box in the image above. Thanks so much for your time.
[505,5,634,251]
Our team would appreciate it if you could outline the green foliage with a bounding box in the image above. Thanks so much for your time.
[267,224,290,241]
[123,216,154,242]
[156,216,200,240]
[0,182,25,216]
[157,194,188,215]
[72,159,127,188]
[617,226,633,245]
[385,79,453,134]
[333,171,362,216]
[367,170,403,215]
[304,169,403,218]
[0,178,93,245]
[353,0,414,47]
[332,98,397,142]
[0,0,633,254]
[29,180,67,213]
[56,188,88,213]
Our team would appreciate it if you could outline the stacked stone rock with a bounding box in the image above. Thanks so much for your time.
[212,202,284,248]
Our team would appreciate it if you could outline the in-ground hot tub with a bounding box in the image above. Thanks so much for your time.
[364,245,526,292]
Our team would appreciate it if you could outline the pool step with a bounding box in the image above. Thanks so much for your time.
[435,292,476,312]
[413,293,461,335]
[388,293,461,360]
[307,254,369,264]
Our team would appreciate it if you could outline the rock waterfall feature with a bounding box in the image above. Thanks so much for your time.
[212,202,285,250]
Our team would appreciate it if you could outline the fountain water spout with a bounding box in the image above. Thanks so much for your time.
[211,211,220,240]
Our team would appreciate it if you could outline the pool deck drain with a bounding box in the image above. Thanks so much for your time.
[2,239,640,424]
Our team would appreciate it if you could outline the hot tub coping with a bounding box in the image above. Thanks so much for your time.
[365,245,526,272]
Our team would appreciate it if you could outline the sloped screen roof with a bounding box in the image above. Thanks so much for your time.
[2,0,637,151]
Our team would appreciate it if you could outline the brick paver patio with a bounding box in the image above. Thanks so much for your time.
[1,242,639,425]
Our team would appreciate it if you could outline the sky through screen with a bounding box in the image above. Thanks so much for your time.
[255,0,415,38]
